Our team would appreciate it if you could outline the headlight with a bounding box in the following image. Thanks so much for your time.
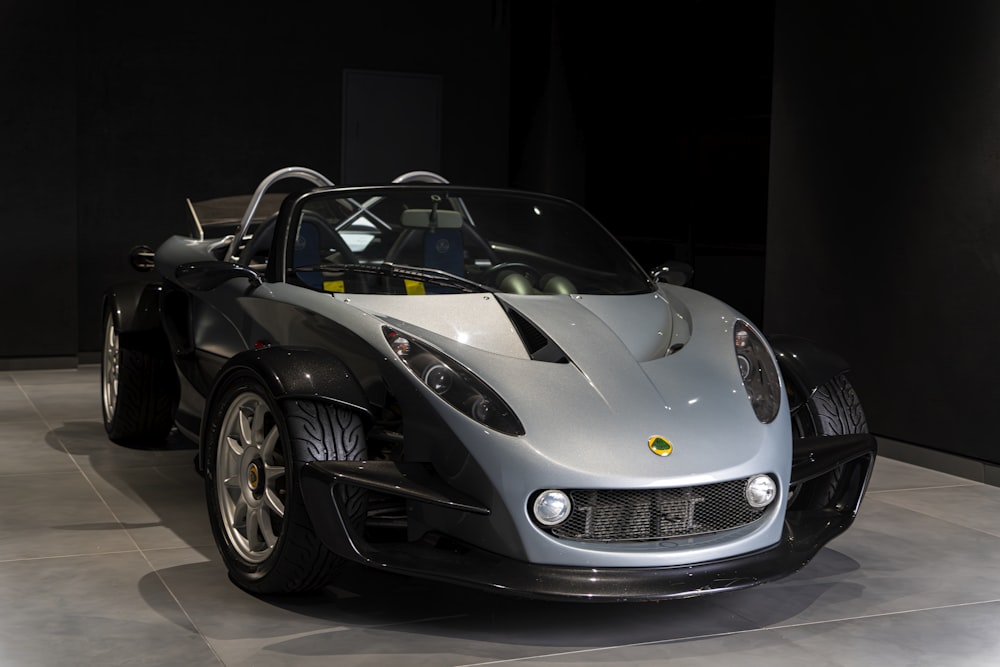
[733,320,782,423]
[383,326,524,435]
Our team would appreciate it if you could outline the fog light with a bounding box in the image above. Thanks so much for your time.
[745,474,777,508]
[533,490,571,526]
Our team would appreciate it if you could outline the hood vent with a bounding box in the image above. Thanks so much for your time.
[504,306,569,363]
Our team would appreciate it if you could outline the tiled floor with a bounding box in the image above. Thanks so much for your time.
[2,365,999,666]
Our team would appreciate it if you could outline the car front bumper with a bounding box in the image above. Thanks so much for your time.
[300,432,877,601]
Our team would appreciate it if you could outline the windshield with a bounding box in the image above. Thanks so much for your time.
[281,186,653,296]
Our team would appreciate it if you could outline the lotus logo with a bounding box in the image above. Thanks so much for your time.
[648,436,673,456]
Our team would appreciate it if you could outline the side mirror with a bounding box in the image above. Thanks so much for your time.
[175,261,262,291]
[129,245,156,272]
[651,261,694,287]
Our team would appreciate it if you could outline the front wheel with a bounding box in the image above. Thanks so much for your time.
[789,372,868,509]
[204,372,367,594]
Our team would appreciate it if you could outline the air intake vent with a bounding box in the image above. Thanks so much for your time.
[505,307,568,363]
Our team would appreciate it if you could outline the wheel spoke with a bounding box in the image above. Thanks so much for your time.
[237,406,255,448]
[230,495,248,532]
[263,461,285,483]
[246,506,262,551]
[261,424,280,460]
[224,434,244,460]
[263,486,285,519]
[258,507,279,549]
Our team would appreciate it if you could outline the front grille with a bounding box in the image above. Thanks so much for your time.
[542,479,770,542]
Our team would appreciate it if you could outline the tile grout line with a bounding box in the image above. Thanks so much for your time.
[451,598,1000,667]
[13,370,227,666]
[868,483,983,494]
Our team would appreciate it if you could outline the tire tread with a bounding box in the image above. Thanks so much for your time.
[205,382,368,595]
[104,332,178,444]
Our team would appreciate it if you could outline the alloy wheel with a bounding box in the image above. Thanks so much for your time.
[215,391,287,563]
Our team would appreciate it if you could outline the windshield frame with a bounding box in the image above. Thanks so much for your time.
[271,185,655,297]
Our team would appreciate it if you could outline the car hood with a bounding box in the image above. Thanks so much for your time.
[339,288,784,482]
[343,290,687,363]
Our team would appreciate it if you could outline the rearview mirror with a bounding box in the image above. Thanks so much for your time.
[400,208,463,229]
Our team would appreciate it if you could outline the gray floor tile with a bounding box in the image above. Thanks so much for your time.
[10,365,100,386]
[714,494,1000,624]
[869,455,979,491]
[0,387,41,422]
[0,551,221,667]
[0,471,138,560]
[81,459,214,550]
[0,420,80,475]
[57,419,197,470]
[873,483,1000,537]
[507,600,1000,667]
[20,381,105,422]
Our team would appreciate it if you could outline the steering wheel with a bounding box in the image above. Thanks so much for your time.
[481,262,542,289]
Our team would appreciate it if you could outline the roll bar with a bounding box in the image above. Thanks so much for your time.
[223,167,453,263]
[224,167,335,263]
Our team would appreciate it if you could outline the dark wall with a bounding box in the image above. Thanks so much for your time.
[0,2,511,361]
[0,2,77,361]
[73,4,512,357]
[766,1,1000,462]
[511,2,776,324]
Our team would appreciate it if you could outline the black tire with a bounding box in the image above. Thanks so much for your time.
[789,372,868,509]
[204,372,367,595]
[101,310,178,445]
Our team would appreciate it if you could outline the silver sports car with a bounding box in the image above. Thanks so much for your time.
[101,167,877,601]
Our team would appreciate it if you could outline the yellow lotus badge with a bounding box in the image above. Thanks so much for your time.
[648,436,673,456]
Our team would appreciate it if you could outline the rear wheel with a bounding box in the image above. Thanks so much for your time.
[204,372,367,594]
[101,311,178,445]
[789,372,868,509]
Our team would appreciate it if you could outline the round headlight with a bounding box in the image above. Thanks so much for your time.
[737,354,751,380]
[533,490,572,526]
[422,363,454,395]
[733,320,782,424]
[467,396,491,421]
[745,474,777,508]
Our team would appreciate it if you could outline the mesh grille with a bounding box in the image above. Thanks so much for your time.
[543,478,769,542]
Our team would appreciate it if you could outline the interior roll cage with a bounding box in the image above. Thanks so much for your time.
[222,167,456,264]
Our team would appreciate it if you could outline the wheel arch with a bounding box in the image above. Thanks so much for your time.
[104,281,165,334]
[197,346,374,471]
[767,333,852,412]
